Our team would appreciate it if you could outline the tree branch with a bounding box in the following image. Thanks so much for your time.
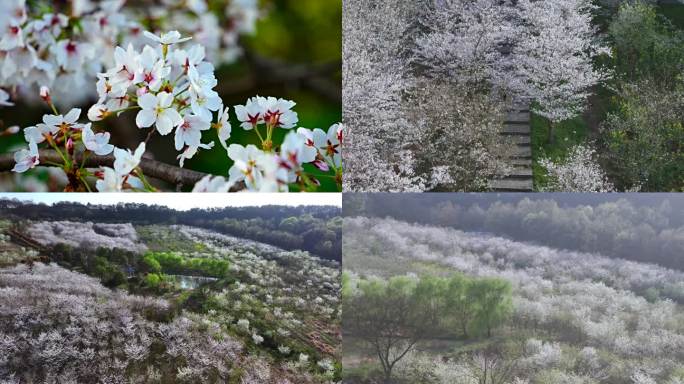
[0,149,211,188]
[218,51,341,104]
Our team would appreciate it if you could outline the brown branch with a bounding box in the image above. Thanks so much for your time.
[0,149,210,187]
[218,51,341,104]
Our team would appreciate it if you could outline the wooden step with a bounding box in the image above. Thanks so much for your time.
[489,178,533,191]
[511,136,531,145]
[511,145,531,158]
[502,124,530,135]
[510,158,532,167]
[511,104,530,113]
[505,111,530,123]
[507,168,533,178]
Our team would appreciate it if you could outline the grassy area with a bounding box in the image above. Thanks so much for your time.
[530,113,590,189]
[136,225,204,253]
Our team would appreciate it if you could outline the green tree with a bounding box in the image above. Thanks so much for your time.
[445,273,476,338]
[343,275,429,383]
[141,254,162,274]
[344,273,513,382]
[145,273,162,288]
[414,275,448,329]
[470,278,513,338]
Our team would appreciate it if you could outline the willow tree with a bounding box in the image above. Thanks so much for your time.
[343,273,513,382]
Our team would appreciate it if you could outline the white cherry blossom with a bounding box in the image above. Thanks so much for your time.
[135,92,182,135]
[52,40,93,71]
[215,106,232,151]
[138,45,170,92]
[263,97,298,129]
[192,175,232,192]
[143,30,191,45]
[87,103,110,122]
[110,44,143,87]
[234,96,264,130]
[227,144,278,191]
[177,141,214,168]
[12,140,39,173]
[23,123,55,144]
[175,113,210,151]
[43,108,83,133]
[298,123,343,169]
[113,142,146,176]
[0,21,23,50]
[96,166,123,192]
[277,132,316,182]
[82,124,114,156]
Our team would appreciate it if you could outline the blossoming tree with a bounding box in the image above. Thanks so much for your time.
[343,0,608,192]
[511,0,608,142]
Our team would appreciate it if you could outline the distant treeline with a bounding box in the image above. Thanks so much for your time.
[345,194,684,271]
[0,200,342,262]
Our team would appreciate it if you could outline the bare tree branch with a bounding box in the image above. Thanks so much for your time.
[0,150,211,187]
[218,51,341,103]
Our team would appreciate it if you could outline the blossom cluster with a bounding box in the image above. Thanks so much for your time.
[538,144,616,192]
[0,0,262,106]
[28,220,147,253]
[0,262,259,383]
[7,30,343,192]
[178,226,341,377]
[198,96,344,192]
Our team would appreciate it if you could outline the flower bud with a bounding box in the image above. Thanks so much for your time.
[66,137,74,156]
[39,86,51,103]
[313,159,329,172]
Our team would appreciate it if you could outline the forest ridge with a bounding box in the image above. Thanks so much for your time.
[0,200,342,262]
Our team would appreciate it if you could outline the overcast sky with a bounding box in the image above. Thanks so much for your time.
[0,193,341,210]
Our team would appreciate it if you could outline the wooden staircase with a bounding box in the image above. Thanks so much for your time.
[489,105,534,192]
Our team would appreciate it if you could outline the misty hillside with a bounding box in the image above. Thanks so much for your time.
[343,216,684,384]
[346,194,684,271]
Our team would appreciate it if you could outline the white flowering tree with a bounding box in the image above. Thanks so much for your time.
[538,144,616,192]
[0,1,343,192]
[342,0,423,192]
[344,0,608,191]
[343,0,517,192]
[511,0,608,142]
[412,0,514,91]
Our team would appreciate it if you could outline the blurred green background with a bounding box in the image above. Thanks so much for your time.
[0,0,342,192]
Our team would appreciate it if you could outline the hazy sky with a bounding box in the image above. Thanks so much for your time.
[0,193,341,210]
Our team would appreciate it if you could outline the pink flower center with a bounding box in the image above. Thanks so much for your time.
[265,111,283,127]
[65,42,77,55]
[247,113,260,126]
